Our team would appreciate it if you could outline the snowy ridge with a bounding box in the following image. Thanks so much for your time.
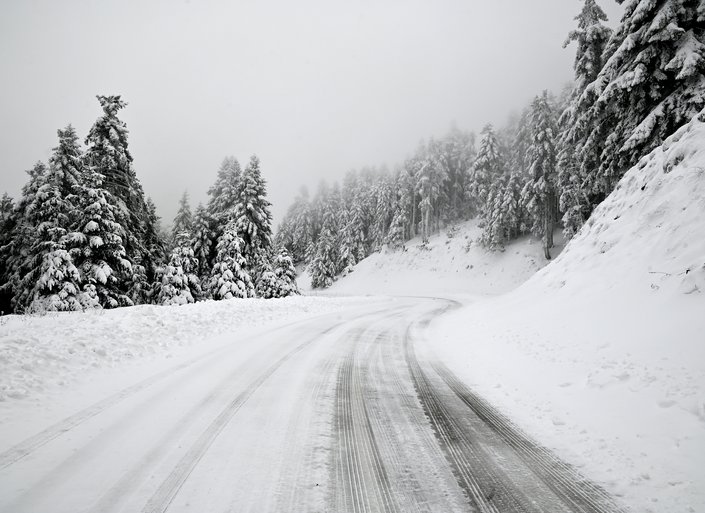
[431,109,705,513]
[309,220,565,297]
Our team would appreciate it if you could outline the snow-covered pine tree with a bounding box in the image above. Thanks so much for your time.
[309,190,339,288]
[84,95,149,268]
[68,161,133,308]
[191,203,216,282]
[157,242,202,305]
[256,248,299,298]
[275,187,312,264]
[137,197,166,303]
[232,155,274,281]
[157,199,202,305]
[574,0,705,193]
[441,127,476,222]
[1,162,48,310]
[371,171,394,250]
[0,194,16,313]
[208,156,241,227]
[416,140,448,243]
[273,248,299,296]
[171,192,193,247]
[11,127,89,312]
[521,91,558,260]
[558,0,613,239]
[479,170,523,251]
[395,166,416,242]
[208,221,254,300]
[27,249,90,313]
[470,125,503,223]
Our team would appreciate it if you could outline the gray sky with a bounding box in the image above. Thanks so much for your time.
[0,0,623,227]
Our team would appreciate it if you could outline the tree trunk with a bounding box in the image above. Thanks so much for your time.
[543,200,554,260]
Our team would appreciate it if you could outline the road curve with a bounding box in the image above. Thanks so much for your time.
[0,297,624,513]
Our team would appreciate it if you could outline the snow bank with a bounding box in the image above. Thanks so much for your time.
[0,296,361,403]
[431,111,705,513]
[304,220,564,296]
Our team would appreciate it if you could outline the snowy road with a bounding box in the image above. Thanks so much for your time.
[0,297,623,513]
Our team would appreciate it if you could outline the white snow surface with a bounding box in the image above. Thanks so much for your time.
[430,111,705,512]
[300,221,565,296]
[0,296,365,407]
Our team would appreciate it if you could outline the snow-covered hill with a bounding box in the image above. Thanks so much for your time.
[431,110,705,513]
[299,222,565,297]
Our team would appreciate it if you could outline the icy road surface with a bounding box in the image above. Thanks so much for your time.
[0,297,623,513]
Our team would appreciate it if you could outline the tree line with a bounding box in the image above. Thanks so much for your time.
[0,96,297,314]
[276,0,705,288]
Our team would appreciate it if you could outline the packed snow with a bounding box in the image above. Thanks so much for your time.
[429,110,705,513]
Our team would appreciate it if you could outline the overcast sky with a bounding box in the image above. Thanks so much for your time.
[0,0,623,227]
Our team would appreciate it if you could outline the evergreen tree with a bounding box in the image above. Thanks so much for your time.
[191,203,216,281]
[157,199,202,305]
[10,127,87,312]
[416,140,447,243]
[138,197,166,303]
[171,191,193,246]
[521,91,558,260]
[84,95,148,267]
[273,248,299,296]
[232,155,273,279]
[276,187,312,264]
[0,194,16,313]
[559,0,613,238]
[574,0,705,193]
[309,193,339,288]
[371,172,394,249]
[27,249,90,312]
[256,248,299,298]
[157,244,202,305]
[470,125,503,213]
[208,156,241,226]
[68,163,133,308]
[1,162,47,310]
[208,221,254,300]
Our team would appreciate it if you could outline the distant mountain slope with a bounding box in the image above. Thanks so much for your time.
[299,222,564,296]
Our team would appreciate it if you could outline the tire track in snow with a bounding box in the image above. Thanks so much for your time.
[404,301,624,513]
[139,325,340,513]
[432,363,625,513]
[334,350,400,513]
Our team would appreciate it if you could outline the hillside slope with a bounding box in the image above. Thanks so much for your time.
[432,110,705,512]
[300,222,564,296]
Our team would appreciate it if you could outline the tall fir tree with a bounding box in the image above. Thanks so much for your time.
[522,91,559,260]
[470,125,503,216]
[208,156,241,226]
[84,95,149,269]
[559,0,613,239]
[171,191,193,246]
[232,155,274,281]
[191,203,216,282]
